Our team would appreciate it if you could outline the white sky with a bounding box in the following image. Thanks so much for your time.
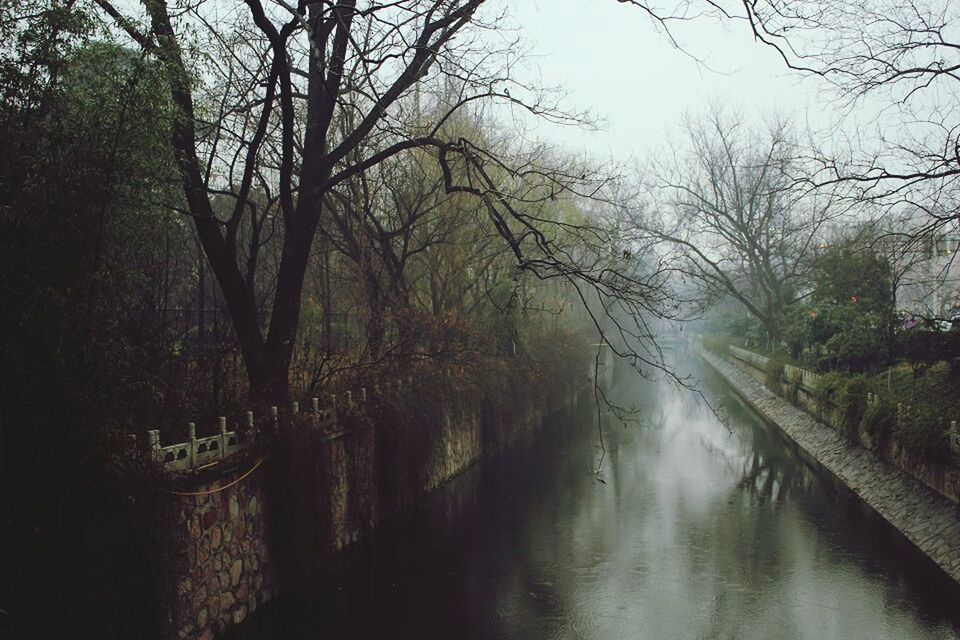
[504,0,829,162]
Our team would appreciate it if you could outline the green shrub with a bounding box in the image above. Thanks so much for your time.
[898,329,960,379]
[815,371,843,400]
[899,410,950,461]
[764,351,787,394]
[783,369,803,405]
[835,375,869,440]
[782,305,815,359]
[862,396,896,450]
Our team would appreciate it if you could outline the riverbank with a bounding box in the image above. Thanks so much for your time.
[157,373,591,640]
[695,345,960,585]
[222,357,960,640]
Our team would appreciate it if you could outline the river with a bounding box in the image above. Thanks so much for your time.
[234,352,960,639]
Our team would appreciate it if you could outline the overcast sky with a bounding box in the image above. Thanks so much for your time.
[505,0,829,162]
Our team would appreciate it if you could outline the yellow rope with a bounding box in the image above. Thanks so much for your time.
[163,457,265,497]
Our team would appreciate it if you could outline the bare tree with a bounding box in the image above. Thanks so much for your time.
[89,0,693,402]
[740,0,960,239]
[631,106,844,344]
[91,0,615,400]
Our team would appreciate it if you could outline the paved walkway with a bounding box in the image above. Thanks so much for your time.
[698,347,960,584]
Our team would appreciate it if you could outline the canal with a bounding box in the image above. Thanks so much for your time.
[235,353,960,639]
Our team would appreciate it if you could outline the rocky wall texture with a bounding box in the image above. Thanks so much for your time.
[160,381,568,640]
[732,352,960,504]
[166,462,275,640]
[697,346,960,585]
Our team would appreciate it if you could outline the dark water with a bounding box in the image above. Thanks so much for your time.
[237,353,960,639]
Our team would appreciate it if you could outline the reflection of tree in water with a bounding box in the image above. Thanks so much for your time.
[738,448,801,504]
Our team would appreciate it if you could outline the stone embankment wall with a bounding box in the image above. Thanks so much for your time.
[156,377,575,640]
[725,345,960,504]
[166,462,274,640]
[696,345,960,585]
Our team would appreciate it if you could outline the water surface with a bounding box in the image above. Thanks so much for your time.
[237,354,960,639]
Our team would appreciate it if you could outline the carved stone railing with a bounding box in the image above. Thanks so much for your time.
[723,342,959,459]
[783,363,822,393]
[147,414,256,473]
[146,376,420,473]
[728,345,768,370]
[727,346,822,393]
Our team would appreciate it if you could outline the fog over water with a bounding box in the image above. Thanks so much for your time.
[235,352,960,640]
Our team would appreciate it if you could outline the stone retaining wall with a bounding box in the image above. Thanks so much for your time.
[166,462,275,640]
[696,346,960,585]
[726,346,960,504]
[159,380,574,640]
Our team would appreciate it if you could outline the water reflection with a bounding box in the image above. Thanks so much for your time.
[234,354,960,640]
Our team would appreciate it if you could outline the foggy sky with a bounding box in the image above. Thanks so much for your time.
[507,0,827,161]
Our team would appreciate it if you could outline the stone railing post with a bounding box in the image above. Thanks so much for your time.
[218,416,227,460]
[147,429,161,463]
[188,422,197,468]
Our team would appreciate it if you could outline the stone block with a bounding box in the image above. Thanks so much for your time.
[233,605,248,625]
[191,585,208,611]
[202,508,218,530]
[189,516,201,540]
[208,595,221,620]
[210,524,222,550]
[229,558,243,586]
[196,607,208,630]
[177,577,193,596]
[220,590,235,613]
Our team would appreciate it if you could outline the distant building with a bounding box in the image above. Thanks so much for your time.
[898,232,960,321]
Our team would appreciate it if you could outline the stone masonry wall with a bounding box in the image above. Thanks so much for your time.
[729,349,960,504]
[697,345,960,585]
[160,381,567,640]
[166,461,275,640]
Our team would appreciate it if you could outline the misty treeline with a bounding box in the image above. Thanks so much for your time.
[623,0,960,362]
[629,102,959,370]
[0,0,958,495]
[0,0,688,496]
[0,2,675,635]
[1,0,959,486]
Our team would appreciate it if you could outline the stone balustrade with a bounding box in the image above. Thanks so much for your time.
[147,376,421,473]
[728,345,768,370]
[728,345,822,392]
[722,339,959,461]
[783,363,822,393]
